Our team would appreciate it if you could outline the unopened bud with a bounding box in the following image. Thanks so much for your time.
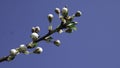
[67,16,74,22]
[32,26,40,33]
[35,26,40,33]
[31,27,36,33]
[75,11,82,17]
[10,49,18,56]
[62,7,68,17]
[60,16,66,24]
[33,47,43,54]
[23,51,30,55]
[58,29,63,34]
[54,40,61,46]
[55,8,60,14]
[19,44,27,53]
[48,14,54,23]
[31,32,39,41]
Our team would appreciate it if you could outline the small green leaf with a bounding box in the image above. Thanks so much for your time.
[32,42,38,48]
[71,22,77,25]
[67,23,76,29]
[34,42,38,46]
[72,26,77,30]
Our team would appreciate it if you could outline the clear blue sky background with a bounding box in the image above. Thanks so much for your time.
[0,0,120,68]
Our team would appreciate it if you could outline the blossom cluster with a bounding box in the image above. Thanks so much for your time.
[8,26,43,61]
[0,6,82,62]
[48,6,82,33]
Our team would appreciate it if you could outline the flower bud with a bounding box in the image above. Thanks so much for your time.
[75,11,82,17]
[33,47,43,54]
[66,16,74,22]
[19,44,27,53]
[62,7,68,17]
[58,29,63,34]
[10,49,18,56]
[54,40,61,46]
[23,51,30,55]
[55,8,60,14]
[48,14,54,23]
[35,26,40,33]
[59,16,66,24]
[31,27,36,33]
[31,32,39,41]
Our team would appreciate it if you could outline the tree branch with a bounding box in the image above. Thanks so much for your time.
[0,23,64,63]
[0,6,82,63]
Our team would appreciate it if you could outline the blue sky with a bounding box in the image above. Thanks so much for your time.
[0,0,120,68]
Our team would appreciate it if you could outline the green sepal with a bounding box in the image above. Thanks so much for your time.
[33,42,38,47]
